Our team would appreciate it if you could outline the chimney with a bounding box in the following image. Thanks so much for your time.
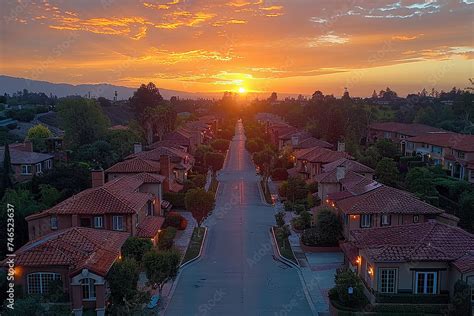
[24,140,33,152]
[91,168,105,188]
[337,141,345,152]
[160,155,171,192]
[133,143,143,154]
[336,166,346,181]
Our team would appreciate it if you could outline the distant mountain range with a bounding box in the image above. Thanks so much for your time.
[0,75,211,100]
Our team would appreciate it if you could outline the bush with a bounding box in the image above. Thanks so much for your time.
[452,280,472,316]
[122,237,152,262]
[158,227,177,250]
[294,204,306,214]
[279,181,288,197]
[164,212,187,230]
[191,174,207,188]
[329,269,368,308]
[6,109,35,122]
[271,168,288,181]
[301,207,341,246]
[210,138,230,152]
[163,192,186,208]
[292,211,312,230]
[275,211,285,227]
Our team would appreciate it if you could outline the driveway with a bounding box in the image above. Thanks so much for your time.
[165,121,313,315]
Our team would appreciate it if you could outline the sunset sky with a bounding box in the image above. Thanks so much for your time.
[1,0,473,97]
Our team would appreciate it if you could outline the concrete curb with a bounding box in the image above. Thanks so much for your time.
[179,227,208,268]
[269,228,318,316]
[257,176,272,206]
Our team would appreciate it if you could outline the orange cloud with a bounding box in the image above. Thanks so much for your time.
[392,34,423,41]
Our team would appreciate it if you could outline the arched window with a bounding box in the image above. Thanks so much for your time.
[27,272,61,294]
[82,278,96,300]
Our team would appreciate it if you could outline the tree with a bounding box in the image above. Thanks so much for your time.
[210,139,230,152]
[204,151,225,173]
[38,184,61,207]
[184,188,215,225]
[275,211,285,227]
[106,129,142,160]
[107,259,140,304]
[375,158,399,186]
[144,104,176,143]
[253,148,276,195]
[74,140,118,169]
[195,145,213,165]
[452,280,472,316]
[129,82,164,119]
[26,124,52,152]
[143,250,180,295]
[406,167,439,201]
[1,143,13,198]
[121,237,153,262]
[302,207,342,246]
[328,269,367,308]
[458,192,474,233]
[285,176,308,202]
[374,139,400,160]
[57,97,109,148]
[97,96,112,107]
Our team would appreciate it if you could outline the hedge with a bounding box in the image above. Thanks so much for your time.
[163,192,186,209]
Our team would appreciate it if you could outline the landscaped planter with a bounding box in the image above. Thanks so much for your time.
[300,242,340,253]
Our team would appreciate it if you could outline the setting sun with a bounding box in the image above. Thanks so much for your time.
[238,87,246,94]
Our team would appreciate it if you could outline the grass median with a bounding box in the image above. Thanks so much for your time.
[273,226,298,265]
[181,227,206,265]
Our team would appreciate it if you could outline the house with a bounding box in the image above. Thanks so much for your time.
[105,154,183,193]
[313,158,374,202]
[162,129,196,153]
[0,142,54,182]
[404,132,474,183]
[289,147,352,181]
[2,227,129,316]
[323,183,446,241]
[340,221,474,305]
[26,171,165,242]
[126,145,194,184]
[291,137,333,151]
[367,122,445,149]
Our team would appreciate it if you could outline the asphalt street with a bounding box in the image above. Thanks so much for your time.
[165,120,313,316]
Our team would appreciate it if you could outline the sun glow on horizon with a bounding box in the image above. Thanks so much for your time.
[238,87,246,94]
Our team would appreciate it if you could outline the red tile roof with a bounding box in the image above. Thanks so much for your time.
[127,146,193,163]
[322,158,374,174]
[27,175,155,219]
[407,132,474,152]
[148,140,188,150]
[136,216,165,238]
[348,221,474,265]
[295,137,333,150]
[334,185,444,215]
[295,147,352,164]
[105,158,161,174]
[5,227,128,276]
[453,252,474,273]
[369,122,444,136]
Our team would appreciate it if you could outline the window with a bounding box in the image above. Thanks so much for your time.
[407,142,414,150]
[415,272,437,294]
[413,215,419,223]
[113,216,124,231]
[21,165,32,175]
[379,269,397,293]
[50,216,58,230]
[431,146,442,154]
[27,272,61,294]
[82,278,96,300]
[381,214,391,226]
[384,132,392,139]
[457,151,465,159]
[94,216,103,228]
[46,159,52,169]
[360,214,372,228]
[147,201,153,216]
[35,163,42,174]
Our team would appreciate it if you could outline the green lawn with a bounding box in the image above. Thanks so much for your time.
[181,227,206,265]
[273,227,297,264]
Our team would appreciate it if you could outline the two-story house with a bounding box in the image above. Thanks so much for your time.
[2,227,129,316]
[290,147,352,181]
[26,171,165,244]
[324,183,446,241]
[126,146,194,184]
[340,221,474,307]
[367,122,445,153]
[404,132,474,183]
[0,142,54,182]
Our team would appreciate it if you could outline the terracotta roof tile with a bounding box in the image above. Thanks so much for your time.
[322,158,374,174]
[105,158,161,174]
[4,227,129,276]
[295,147,352,164]
[369,122,445,136]
[349,221,474,264]
[334,185,444,215]
[136,216,165,238]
